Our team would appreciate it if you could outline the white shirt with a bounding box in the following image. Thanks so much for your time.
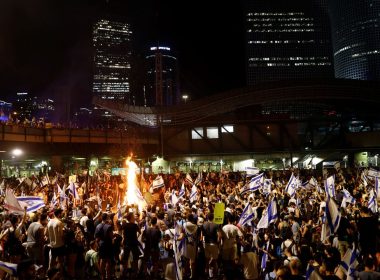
[47,218,64,248]
[222,224,243,249]
[80,215,89,232]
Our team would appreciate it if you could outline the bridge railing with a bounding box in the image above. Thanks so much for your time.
[0,124,158,144]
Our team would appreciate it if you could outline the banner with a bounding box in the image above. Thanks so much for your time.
[213,202,225,224]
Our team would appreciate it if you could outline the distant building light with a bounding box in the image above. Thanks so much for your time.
[17,92,28,96]
[150,46,171,51]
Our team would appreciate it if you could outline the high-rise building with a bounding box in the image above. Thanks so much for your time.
[329,0,380,81]
[92,19,133,103]
[245,0,334,85]
[145,46,179,107]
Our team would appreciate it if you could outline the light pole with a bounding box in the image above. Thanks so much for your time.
[182,94,189,104]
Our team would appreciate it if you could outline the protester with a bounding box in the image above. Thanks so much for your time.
[0,165,379,280]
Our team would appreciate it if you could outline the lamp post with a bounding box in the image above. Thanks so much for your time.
[182,94,189,104]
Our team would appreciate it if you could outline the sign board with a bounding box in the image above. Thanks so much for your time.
[69,175,77,184]
[213,202,225,224]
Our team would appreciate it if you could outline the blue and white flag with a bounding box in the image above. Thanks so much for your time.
[257,198,278,229]
[305,264,315,280]
[245,166,260,177]
[340,245,359,280]
[68,183,79,200]
[238,203,255,227]
[151,175,165,191]
[368,189,378,213]
[322,197,341,242]
[17,196,45,213]
[285,173,297,197]
[341,189,356,208]
[194,172,203,186]
[263,179,272,195]
[361,172,368,187]
[240,173,264,195]
[178,183,185,198]
[375,177,380,199]
[0,260,17,276]
[190,185,197,203]
[171,190,179,206]
[261,241,270,270]
[324,175,335,198]
[50,192,58,208]
[174,224,184,280]
[185,173,193,185]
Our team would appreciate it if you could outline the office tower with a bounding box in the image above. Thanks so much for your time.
[329,0,380,80]
[145,46,179,106]
[245,0,334,85]
[92,19,133,103]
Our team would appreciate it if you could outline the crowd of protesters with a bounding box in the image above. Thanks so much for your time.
[0,164,379,280]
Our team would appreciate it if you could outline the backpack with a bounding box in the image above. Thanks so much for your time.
[85,250,99,277]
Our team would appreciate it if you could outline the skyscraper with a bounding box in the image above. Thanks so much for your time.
[92,19,133,103]
[145,46,179,106]
[245,0,334,85]
[329,0,380,81]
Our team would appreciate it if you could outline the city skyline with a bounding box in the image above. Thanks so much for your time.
[0,0,379,116]
[0,0,245,112]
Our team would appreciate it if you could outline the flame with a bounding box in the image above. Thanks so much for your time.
[123,157,145,211]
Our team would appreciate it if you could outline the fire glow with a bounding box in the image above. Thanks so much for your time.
[123,157,145,211]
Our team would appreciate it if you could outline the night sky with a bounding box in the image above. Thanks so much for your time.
[0,0,246,110]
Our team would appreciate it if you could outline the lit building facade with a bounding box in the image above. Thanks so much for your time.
[93,19,133,103]
[145,46,179,107]
[329,0,380,80]
[245,0,334,85]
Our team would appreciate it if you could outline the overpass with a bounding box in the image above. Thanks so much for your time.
[0,124,159,158]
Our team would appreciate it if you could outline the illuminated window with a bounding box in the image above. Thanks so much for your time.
[206,127,219,139]
[222,125,234,133]
[191,128,204,139]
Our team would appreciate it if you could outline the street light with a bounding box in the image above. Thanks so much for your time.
[12,148,23,157]
[182,94,189,104]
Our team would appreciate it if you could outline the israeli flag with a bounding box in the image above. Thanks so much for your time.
[50,192,58,208]
[178,183,185,198]
[257,197,278,229]
[341,189,356,208]
[174,224,185,280]
[261,241,270,271]
[171,190,179,206]
[17,196,45,213]
[285,173,297,197]
[151,175,165,191]
[238,203,255,227]
[245,166,260,177]
[323,197,341,241]
[68,182,79,200]
[185,173,193,185]
[324,175,335,198]
[340,245,359,280]
[368,189,377,213]
[194,172,203,186]
[263,179,272,195]
[189,185,197,203]
[240,173,264,195]
[375,177,380,199]
[0,260,17,276]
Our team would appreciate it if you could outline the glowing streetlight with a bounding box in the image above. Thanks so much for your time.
[12,149,23,157]
[182,94,189,104]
